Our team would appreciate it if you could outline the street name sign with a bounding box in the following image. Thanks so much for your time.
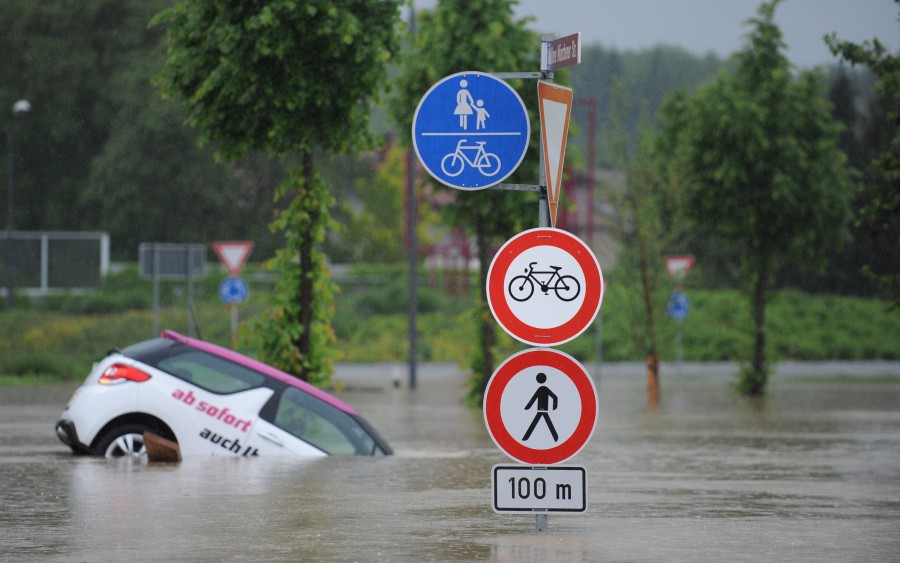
[492,465,587,514]
[487,228,603,347]
[412,71,530,190]
[537,81,574,227]
[484,348,598,465]
[542,33,582,71]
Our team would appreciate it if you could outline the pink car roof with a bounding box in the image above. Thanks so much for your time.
[161,330,357,415]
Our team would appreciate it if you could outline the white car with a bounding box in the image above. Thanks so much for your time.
[55,330,392,458]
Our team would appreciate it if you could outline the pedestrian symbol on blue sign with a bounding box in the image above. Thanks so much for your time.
[412,71,530,190]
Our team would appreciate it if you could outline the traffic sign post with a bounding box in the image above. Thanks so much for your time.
[409,34,590,532]
[412,71,530,191]
[487,228,603,347]
[214,242,253,347]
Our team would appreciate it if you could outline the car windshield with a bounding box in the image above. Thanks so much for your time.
[158,350,266,394]
[274,387,380,455]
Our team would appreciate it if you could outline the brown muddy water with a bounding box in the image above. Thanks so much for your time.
[2,362,899,562]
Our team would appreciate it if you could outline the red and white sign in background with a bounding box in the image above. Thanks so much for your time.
[487,228,603,347]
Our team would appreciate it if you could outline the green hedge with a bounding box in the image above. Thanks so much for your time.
[1,265,898,380]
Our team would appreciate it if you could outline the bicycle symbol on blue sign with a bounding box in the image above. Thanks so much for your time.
[412,71,530,190]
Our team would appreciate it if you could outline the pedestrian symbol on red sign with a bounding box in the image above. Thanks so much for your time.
[484,348,597,465]
[522,372,559,442]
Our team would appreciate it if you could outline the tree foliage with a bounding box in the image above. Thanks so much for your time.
[390,0,543,404]
[657,0,853,395]
[152,0,400,383]
[826,2,900,311]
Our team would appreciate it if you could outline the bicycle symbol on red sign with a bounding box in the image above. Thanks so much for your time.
[508,262,581,302]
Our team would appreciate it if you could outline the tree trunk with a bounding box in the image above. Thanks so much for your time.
[294,150,316,381]
[748,259,770,396]
[646,354,660,411]
[636,204,660,411]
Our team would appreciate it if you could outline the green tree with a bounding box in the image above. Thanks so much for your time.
[606,81,670,410]
[153,0,400,384]
[826,3,900,311]
[657,0,853,396]
[390,0,542,403]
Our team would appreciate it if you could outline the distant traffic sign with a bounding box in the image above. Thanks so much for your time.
[667,291,689,322]
[219,276,249,305]
[214,241,254,277]
[487,228,603,347]
[412,71,530,190]
[664,255,695,283]
[484,348,598,465]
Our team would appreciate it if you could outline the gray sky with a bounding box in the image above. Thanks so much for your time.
[414,0,899,69]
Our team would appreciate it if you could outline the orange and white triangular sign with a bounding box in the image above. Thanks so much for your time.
[537,81,574,227]
[213,241,254,276]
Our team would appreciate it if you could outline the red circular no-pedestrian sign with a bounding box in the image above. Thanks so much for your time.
[484,348,598,465]
[487,228,603,347]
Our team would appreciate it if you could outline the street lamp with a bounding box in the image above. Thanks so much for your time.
[5,99,31,309]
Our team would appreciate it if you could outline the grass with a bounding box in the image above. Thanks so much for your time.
[0,264,898,381]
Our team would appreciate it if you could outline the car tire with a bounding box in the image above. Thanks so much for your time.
[92,424,151,459]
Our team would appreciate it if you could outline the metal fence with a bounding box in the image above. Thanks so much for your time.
[0,231,110,296]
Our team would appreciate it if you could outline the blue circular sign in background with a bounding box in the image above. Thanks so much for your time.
[220,276,249,305]
[667,291,689,322]
[412,71,530,190]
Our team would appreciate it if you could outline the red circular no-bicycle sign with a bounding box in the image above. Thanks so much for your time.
[483,348,598,465]
[487,228,603,347]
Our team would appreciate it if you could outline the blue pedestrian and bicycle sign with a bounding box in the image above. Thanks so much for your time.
[412,71,530,190]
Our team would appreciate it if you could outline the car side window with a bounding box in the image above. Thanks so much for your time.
[158,351,265,394]
[274,387,376,455]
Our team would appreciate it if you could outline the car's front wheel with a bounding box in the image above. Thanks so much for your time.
[93,424,149,459]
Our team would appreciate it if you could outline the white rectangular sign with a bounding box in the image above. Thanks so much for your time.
[492,465,587,514]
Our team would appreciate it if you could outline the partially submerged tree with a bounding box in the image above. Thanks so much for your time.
[657,0,853,395]
[153,0,400,384]
[606,81,669,410]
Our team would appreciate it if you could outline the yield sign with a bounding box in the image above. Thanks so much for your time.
[664,255,695,283]
[537,81,573,227]
[213,241,254,276]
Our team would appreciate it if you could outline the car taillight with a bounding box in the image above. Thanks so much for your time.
[99,364,151,385]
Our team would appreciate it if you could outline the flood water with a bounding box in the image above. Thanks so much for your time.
[2,362,900,562]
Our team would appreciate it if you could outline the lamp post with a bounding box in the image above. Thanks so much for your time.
[5,99,31,309]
